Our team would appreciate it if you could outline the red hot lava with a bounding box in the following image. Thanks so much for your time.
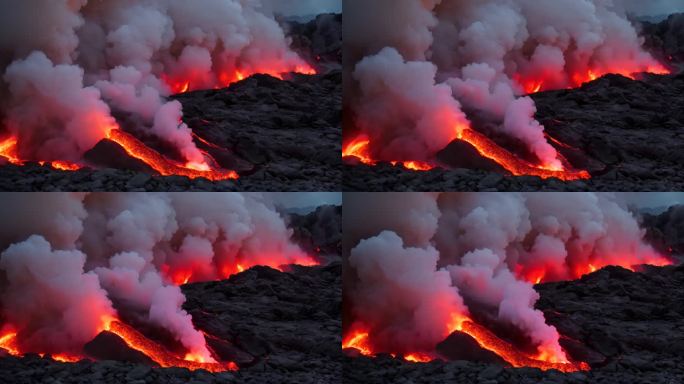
[0,317,237,372]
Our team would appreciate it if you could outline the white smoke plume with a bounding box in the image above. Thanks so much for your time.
[345,192,667,361]
[0,0,313,166]
[0,193,312,360]
[345,0,667,168]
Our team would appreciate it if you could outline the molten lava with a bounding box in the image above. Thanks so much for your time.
[164,65,317,94]
[516,254,673,284]
[516,64,671,94]
[0,318,237,372]
[104,320,237,372]
[343,127,590,181]
[164,256,320,286]
[106,129,238,181]
[343,317,589,373]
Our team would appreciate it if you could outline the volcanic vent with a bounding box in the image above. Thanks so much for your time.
[0,2,342,192]
[0,193,341,383]
[343,0,680,191]
[343,192,676,381]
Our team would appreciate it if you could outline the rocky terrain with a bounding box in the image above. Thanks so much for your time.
[0,14,342,192]
[343,263,684,383]
[0,262,342,384]
[289,205,342,262]
[344,70,684,191]
[641,13,684,70]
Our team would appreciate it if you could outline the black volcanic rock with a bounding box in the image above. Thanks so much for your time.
[344,72,684,191]
[344,264,684,383]
[84,139,157,174]
[84,332,158,366]
[286,13,342,70]
[0,263,342,384]
[436,332,508,366]
[289,205,342,260]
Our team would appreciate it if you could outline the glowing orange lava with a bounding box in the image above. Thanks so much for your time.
[455,320,589,373]
[517,255,673,284]
[342,329,373,356]
[104,320,237,372]
[165,65,317,94]
[517,64,671,94]
[106,128,238,181]
[344,123,590,181]
[0,136,21,165]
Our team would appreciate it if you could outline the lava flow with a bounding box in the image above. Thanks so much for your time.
[343,317,589,373]
[0,136,82,172]
[0,318,237,372]
[164,65,317,94]
[106,128,238,181]
[105,320,237,372]
[515,64,671,94]
[343,126,590,181]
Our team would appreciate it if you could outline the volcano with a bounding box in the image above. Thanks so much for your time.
[0,263,342,384]
[342,1,683,192]
[0,8,342,192]
[342,192,680,382]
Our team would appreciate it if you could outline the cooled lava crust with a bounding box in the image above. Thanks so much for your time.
[0,263,342,384]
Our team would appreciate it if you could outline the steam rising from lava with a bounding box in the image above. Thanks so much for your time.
[0,0,315,175]
[0,193,316,368]
[344,0,670,176]
[343,193,670,369]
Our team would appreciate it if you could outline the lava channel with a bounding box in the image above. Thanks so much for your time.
[343,127,590,181]
[106,129,238,181]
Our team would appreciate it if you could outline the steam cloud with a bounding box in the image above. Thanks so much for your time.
[0,0,312,166]
[0,193,312,360]
[345,0,667,168]
[345,193,667,361]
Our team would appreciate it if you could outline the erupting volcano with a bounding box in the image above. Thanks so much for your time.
[0,0,323,185]
[343,0,677,189]
[0,193,323,374]
[343,192,675,376]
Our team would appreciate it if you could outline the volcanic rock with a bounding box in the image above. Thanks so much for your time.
[288,205,342,260]
[343,264,684,383]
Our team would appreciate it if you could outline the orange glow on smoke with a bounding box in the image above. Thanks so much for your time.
[106,128,238,181]
[103,320,237,372]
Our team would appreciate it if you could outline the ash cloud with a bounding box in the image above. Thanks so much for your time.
[345,192,668,362]
[0,193,311,360]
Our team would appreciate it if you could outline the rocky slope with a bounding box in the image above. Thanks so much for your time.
[344,71,684,191]
[343,264,684,383]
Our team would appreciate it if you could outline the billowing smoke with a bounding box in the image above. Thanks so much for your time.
[0,193,314,360]
[0,0,313,167]
[345,193,669,362]
[345,0,668,169]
